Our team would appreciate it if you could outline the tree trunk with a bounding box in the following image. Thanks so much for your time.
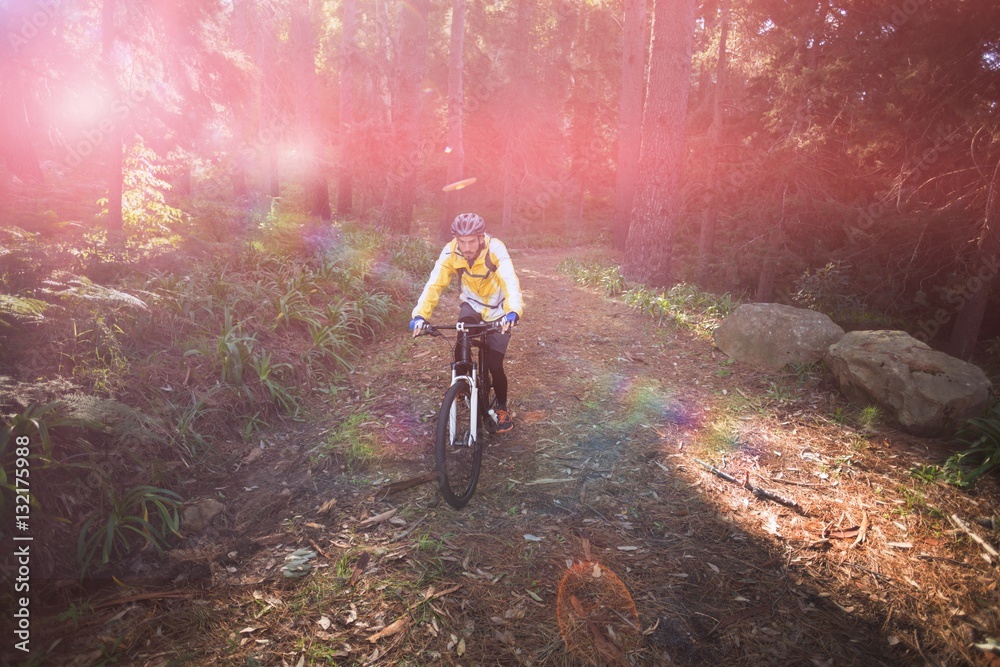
[501,147,514,231]
[499,0,532,233]
[755,189,787,303]
[261,18,281,200]
[948,160,1000,359]
[947,272,994,359]
[440,0,467,240]
[697,0,730,284]
[0,10,42,183]
[566,6,593,235]
[291,0,331,220]
[378,0,429,234]
[103,0,123,239]
[611,0,647,250]
[621,0,696,287]
[337,0,358,216]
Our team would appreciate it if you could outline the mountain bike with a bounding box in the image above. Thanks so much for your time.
[418,320,505,508]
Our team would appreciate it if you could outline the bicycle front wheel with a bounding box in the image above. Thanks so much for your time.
[435,380,483,508]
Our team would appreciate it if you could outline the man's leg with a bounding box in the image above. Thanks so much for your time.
[485,330,513,433]
[486,349,508,408]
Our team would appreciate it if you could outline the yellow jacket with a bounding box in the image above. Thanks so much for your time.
[412,234,524,323]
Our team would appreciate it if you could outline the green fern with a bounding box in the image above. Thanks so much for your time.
[0,294,48,327]
[949,402,1000,487]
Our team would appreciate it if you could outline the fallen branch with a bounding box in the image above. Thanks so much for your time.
[379,472,437,497]
[358,507,398,528]
[850,512,869,549]
[92,590,195,610]
[390,516,426,543]
[694,459,806,514]
[950,514,999,558]
[309,539,332,559]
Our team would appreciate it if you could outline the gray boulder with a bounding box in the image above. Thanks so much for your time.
[826,330,991,435]
[714,303,846,371]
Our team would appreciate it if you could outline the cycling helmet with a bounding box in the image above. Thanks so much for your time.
[451,213,486,236]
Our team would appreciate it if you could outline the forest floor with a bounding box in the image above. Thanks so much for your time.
[24,246,1000,666]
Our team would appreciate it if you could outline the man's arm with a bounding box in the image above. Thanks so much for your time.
[492,239,523,318]
[412,243,456,321]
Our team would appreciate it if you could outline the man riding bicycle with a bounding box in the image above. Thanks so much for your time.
[410,213,524,433]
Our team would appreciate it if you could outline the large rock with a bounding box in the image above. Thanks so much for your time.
[182,498,225,534]
[826,330,991,435]
[713,303,846,371]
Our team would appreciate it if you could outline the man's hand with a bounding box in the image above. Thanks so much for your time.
[501,312,518,334]
[409,316,427,338]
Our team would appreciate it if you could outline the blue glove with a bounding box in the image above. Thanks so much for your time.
[409,316,426,332]
[501,312,518,333]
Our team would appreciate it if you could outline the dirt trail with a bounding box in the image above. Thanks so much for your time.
[250,246,905,665]
[33,245,975,666]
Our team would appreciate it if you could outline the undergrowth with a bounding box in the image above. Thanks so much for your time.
[0,209,432,577]
[557,257,738,334]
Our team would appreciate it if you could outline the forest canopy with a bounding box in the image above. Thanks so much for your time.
[1,0,999,354]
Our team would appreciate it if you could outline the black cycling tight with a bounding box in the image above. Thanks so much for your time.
[454,339,508,408]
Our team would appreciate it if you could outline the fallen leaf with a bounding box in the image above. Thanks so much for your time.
[592,563,602,578]
[239,627,259,634]
[343,604,358,625]
[504,607,526,620]
[521,410,549,425]
[887,542,913,549]
[349,552,371,587]
[367,617,407,643]
[243,448,264,465]
[708,563,720,573]
[617,546,638,552]
[526,589,543,602]
[318,616,331,630]
[523,534,542,542]
[456,637,466,656]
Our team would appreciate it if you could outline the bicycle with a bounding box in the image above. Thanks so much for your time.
[417,320,506,508]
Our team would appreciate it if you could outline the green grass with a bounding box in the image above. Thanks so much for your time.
[312,412,380,471]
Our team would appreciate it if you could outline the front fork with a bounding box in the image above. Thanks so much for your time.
[450,367,478,446]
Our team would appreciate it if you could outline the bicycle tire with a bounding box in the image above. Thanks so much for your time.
[435,380,483,508]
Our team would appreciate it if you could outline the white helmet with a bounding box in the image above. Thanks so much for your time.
[451,213,485,236]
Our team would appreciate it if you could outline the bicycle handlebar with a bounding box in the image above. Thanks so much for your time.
[419,320,509,337]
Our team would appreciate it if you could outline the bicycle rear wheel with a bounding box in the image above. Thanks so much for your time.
[435,380,483,508]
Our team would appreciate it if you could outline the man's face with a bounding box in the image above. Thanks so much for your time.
[457,234,484,260]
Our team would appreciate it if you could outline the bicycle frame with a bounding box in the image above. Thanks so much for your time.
[425,320,501,443]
